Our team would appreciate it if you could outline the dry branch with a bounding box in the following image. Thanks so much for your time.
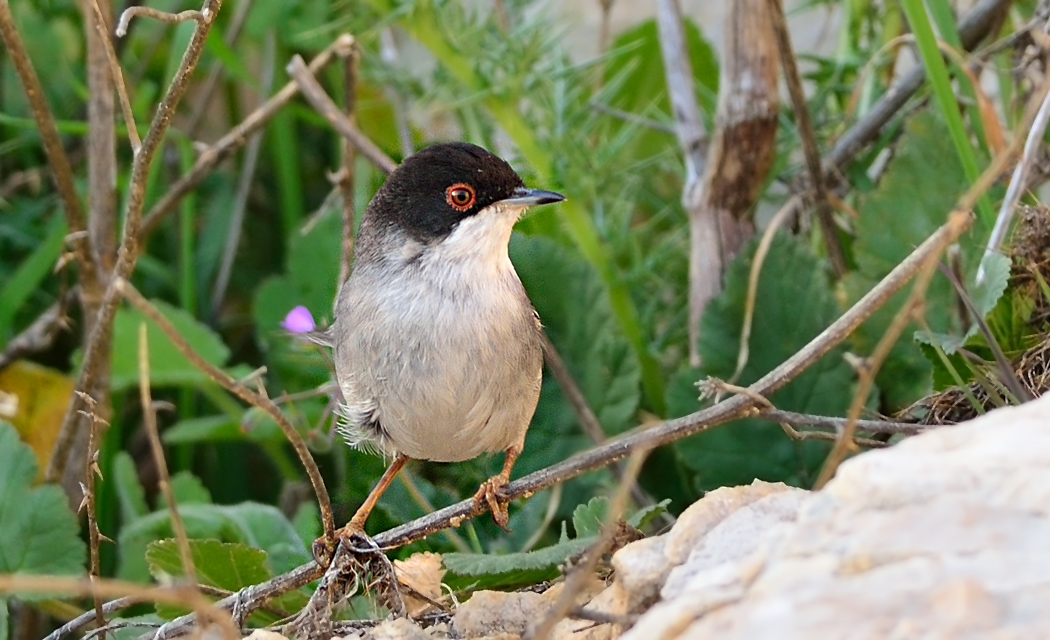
[47,0,223,485]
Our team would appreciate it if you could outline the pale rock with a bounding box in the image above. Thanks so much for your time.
[617,394,1050,639]
[366,617,432,640]
[611,481,795,612]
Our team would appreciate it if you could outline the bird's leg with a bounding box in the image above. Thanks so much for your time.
[473,443,523,531]
[313,453,409,565]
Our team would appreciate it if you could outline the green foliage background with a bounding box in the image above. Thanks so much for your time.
[0,0,1038,632]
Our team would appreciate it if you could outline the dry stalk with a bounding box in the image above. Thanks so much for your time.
[286,54,397,175]
[118,280,335,541]
[47,0,223,485]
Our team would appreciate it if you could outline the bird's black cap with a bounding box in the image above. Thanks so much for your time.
[364,142,563,243]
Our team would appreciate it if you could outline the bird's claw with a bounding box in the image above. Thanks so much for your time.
[312,523,366,567]
[473,476,513,532]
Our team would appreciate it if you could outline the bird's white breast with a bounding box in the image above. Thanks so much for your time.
[333,206,543,462]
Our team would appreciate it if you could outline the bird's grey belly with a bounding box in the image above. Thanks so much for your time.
[333,271,542,462]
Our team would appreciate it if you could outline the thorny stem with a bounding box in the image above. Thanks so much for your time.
[118,281,335,542]
[47,0,224,484]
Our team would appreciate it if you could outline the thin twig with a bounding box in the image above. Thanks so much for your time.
[826,0,1011,171]
[287,54,397,175]
[43,597,138,640]
[977,79,1050,283]
[47,0,223,485]
[0,575,238,640]
[815,218,952,487]
[0,290,75,372]
[209,31,275,317]
[767,0,847,276]
[138,324,203,602]
[83,0,118,275]
[529,448,650,639]
[337,40,361,287]
[116,5,208,37]
[90,0,140,153]
[137,35,354,241]
[729,195,803,384]
[78,392,108,640]
[763,408,930,435]
[0,0,99,297]
[118,280,335,541]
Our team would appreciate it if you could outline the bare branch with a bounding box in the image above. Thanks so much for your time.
[767,0,846,276]
[0,0,100,298]
[287,54,397,175]
[115,5,208,37]
[48,0,223,485]
[118,280,336,542]
[138,35,354,241]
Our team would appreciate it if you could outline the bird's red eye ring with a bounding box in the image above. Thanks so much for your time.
[445,183,476,211]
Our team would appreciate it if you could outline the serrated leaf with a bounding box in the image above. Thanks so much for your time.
[163,472,212,507]
[147,539,272,621]
[104,300,230,391]
[679,234,853,491]
[511,234,641,439]
[848,110,974,408]
[113,452,149,522]
[628,499,672,530]
[915,252,1011,354]
[0,422,85,594]
[571,497,609,538]
[146,539,271,589]
[443,537,593,578]
[118,502,310,582]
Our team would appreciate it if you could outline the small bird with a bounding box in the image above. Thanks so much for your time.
[324,142,564,553]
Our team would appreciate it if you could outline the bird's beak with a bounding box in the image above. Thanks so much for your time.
[499,187,566,208]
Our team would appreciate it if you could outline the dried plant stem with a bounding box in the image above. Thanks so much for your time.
[78,393,107,640]
[763,409,929,436]
[118,280,335,541]
[115,5,208,36]
[0,575,238,640]
[287,54,397,175]
[815,229,946,487]
[138,35,354,240]
[767,0,846,276]
[529,448,650,640]
[89,0,140,153]
[337,41,361,287]
[0,0,100,298]
[138,324,202,604]
[47,0,223,485]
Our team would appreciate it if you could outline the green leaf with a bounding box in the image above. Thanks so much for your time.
[105,300,231,391]
[0,215,66,339]
[146,539,271,590]
[118,502,310,583]
[162,414,284,445]
[443,536,592,578]
[511,234,642,438]
[848,110,970,408]
[916,252,1010,354]
[163,472,212,507]
[146,539,271,620]
[0,599,7,640]
[0,422,86,594]
[679,234,853,491]
[113,452,149,522]
[571,497,608,538]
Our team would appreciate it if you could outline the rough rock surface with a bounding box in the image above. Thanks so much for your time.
[615,395,1050,639]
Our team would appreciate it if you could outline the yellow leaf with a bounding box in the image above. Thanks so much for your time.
[0,360,75,478]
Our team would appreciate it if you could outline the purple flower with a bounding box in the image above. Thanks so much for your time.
[281,306,316,334]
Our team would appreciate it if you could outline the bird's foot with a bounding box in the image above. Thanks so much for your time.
[473,475,513,532]
[312,522,366,567]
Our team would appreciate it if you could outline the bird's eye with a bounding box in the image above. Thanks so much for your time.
[445,183,477,211]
